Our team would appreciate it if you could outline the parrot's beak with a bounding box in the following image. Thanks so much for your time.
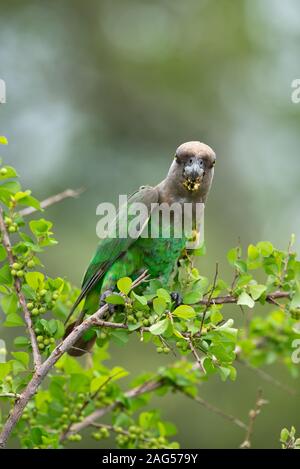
[182,161,205,192]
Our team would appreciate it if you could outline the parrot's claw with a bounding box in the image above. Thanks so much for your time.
[170,291,183,307]
[100,290,118,316]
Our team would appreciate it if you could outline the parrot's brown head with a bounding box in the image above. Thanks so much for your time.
[167,141,216,201]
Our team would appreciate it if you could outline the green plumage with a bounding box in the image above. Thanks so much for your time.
[77,186,186,318]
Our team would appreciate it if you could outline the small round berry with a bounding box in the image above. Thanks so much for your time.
[38,343,45,350]
[4,217,12,225]
[37,336,44,342]
[12,262,21,270]
[163,347,170,354]
[8,226,16,233]
[11,269,17,276]
[0,167,8,176]
[43,338,50,346]
[27,303,34,310]
[157,347,163,353]
[32,308,39,315]
[16,270,24,277]
[27,260,35,268]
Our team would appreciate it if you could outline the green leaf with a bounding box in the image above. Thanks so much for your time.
[17,194,41,210]
[110,330,129,346]
[227,247,239,265]
[237,291,255,308]
[131,291,148,306]
[218,366,231,382]
[0,166,18,180]
[156,288,171,303]
[211,309,223,324]
[69,373,90,392]
[153,297,167,315]
[247,244,259,260]
[4,313,25,327]
[182,291,202,304]
[280,428,289,443]
[29,219,52,236]
[172,305,196,319]
[0,180,21,194]
[117,277,132,295]
[11,351,29,368]
[1,293,18,315]
[0,136,8,145]
[249,284,267,301]
[257,241,274,257]
[90,375,110,393]
[0,264,12,285]
[14,336,30,347]
[0,245,7,262]
[105,293,125,305]
[0,362,11,381]
[149,318,170,335]
[25,271,45,290]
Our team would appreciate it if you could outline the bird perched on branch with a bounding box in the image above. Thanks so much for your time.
[65,141,216,356]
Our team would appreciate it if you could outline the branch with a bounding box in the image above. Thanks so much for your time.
[63,376,247,439]
[240,389,268,448]
[63,378,163,439]
[198,290,290,306]
[0,207,42,371]
[0,270,148,449]
[18,188,84,217]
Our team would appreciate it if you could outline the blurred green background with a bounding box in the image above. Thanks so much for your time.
[1,0,300,449]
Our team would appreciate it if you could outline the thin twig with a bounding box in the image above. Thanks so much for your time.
[187,338,205,372]
[183,391,247,431]
[237,358,296,396]
[240,389,268,449]
[0,207,42,371]
[18,188,84,217]
[0,393,21,399]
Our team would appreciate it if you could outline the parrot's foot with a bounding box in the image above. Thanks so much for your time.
[100,290,119,316]
[170,291,183,307]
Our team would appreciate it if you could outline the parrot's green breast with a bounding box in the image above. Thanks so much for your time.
[135,236,186,281]
[100,235,186,293]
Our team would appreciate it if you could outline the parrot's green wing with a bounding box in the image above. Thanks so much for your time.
[66,186,159,322]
